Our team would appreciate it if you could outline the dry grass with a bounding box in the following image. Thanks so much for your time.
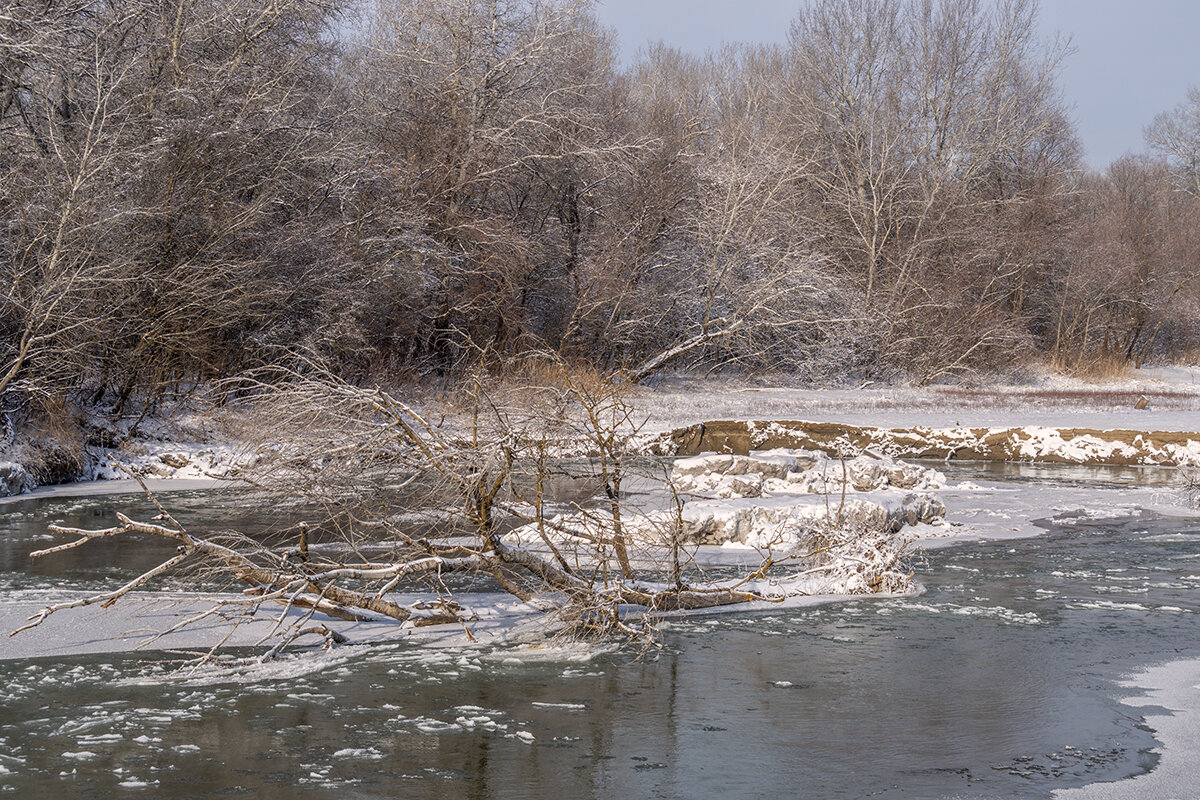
[411,355,639,422]
[1047,352,1133,382]
[492,354,630,393]
[29,394,82,445]
[933,385,1196,408]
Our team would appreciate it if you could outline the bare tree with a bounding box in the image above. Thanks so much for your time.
[0,0,358,414]
[1050,156,1200,372]
[1147,86,1200,197]
[0,6,146,399]
[350,0,640,365]
[783,0,1077,380]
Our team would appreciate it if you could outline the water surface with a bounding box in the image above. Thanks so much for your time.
[1,486,1198,798]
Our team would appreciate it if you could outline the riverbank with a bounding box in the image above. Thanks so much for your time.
[628,364,1200,434]
[652,419,1200,466]
[4,366,1200,497]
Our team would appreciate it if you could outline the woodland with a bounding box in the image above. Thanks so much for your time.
[4,0,1200,429]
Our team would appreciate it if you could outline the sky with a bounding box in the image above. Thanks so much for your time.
[593,0,1200,169]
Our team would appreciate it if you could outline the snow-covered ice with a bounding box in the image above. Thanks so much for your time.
[1054,658,1200,800]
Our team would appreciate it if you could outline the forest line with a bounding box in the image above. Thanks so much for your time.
[3,0,1199,431]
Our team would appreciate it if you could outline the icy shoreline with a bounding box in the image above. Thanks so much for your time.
[1054,657,1200,800]
[3,458,1195,659]
[0,438,249,499]
[0,476,226,507]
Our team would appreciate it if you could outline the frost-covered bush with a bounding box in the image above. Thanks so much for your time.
[1183,468,1200,509]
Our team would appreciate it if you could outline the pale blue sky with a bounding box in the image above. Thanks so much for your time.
[593,0,1200,169]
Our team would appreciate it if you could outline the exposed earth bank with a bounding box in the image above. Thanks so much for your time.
[655,419,1200,467]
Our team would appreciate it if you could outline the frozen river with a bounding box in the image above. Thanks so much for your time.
[1,476,1199,798]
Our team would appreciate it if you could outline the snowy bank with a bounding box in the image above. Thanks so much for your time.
[629,367,1200,435]
[649,419,1200,467]
[0,440,253,498]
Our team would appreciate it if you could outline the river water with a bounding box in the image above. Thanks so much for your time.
[1,480,1199,799]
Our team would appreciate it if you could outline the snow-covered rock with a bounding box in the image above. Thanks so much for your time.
[672,448,945,497]
[671,450,812,481]
[85,442,254,482]
[667,448,946,548]
[0,461,34,497]
[681,490,944,547]
[505,449,947,554]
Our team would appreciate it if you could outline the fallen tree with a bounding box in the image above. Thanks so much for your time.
[10,366,919,662]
